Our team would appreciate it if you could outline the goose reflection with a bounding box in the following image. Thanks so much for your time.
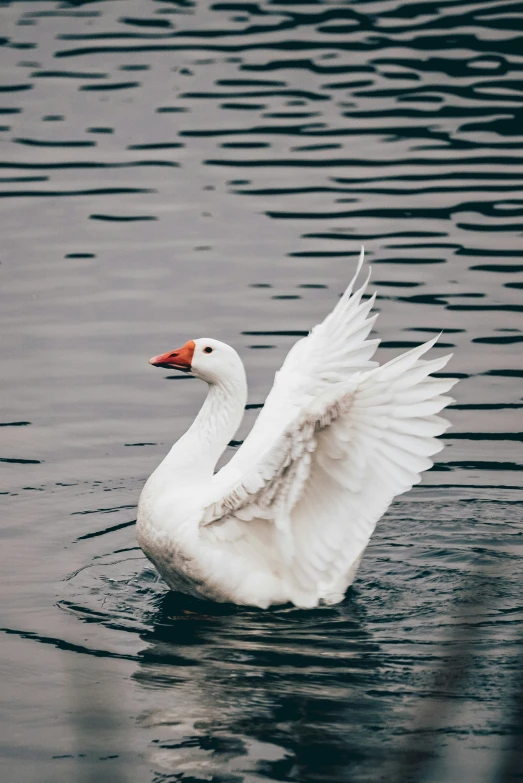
[133,590,390,782]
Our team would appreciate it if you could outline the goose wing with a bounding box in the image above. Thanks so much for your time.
[204,257,457,605]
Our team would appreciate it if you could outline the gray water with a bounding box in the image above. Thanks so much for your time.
[1,1,522,781]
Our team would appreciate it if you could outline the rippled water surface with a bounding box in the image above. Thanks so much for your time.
[1,1,522,781]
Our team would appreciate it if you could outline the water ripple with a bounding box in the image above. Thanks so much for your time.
[1,0,522,780]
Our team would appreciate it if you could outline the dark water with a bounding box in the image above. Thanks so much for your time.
[1,1,522,781]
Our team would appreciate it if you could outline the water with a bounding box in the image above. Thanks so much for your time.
[1,0,522,781]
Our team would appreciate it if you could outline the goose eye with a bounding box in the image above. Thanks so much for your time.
[203,346,213,354]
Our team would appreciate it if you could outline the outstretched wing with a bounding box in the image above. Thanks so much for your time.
[203,253,457,604]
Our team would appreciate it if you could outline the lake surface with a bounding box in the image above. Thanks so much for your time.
[1,0,522,781]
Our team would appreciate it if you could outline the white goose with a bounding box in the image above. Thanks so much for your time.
[137,249,456,608]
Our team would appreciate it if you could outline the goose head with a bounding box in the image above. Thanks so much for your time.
[149,338,244,386]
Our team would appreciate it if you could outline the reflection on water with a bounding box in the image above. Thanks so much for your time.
[53,494,521,782]
[136,592,382,782]
[1,0,522,781]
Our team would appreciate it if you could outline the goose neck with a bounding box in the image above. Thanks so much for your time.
[166,372,247,479]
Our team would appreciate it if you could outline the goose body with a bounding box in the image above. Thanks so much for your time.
[137,249,457,608]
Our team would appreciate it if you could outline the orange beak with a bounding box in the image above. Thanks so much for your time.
[149,339,195,372]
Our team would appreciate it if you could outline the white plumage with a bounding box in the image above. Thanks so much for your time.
[137,248,457,608]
